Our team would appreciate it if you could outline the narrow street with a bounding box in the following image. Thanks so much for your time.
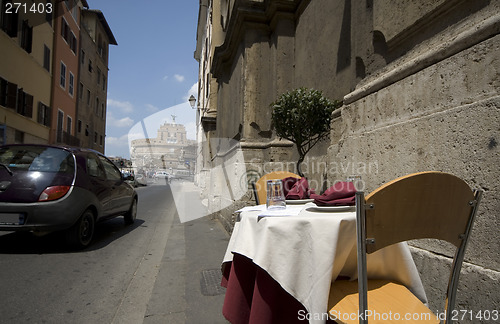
[0,181,229,324]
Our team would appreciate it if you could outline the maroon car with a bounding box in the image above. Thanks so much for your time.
[0,144,138,248]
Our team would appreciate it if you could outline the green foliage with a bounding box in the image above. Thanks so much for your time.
[271,88,342,176]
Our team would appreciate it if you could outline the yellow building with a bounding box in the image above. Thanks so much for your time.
[0,0,54,144]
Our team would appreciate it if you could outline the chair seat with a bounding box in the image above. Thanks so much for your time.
[328,279,439,323]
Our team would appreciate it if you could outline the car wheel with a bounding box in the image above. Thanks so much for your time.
[65,209,95,249]
[124,198,137,225]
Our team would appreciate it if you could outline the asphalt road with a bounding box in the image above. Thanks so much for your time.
[0,181,229,324]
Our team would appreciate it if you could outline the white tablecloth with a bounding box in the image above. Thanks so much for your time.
[223,204,428,324]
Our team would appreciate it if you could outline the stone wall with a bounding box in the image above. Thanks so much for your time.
[206,0,499,316]
[325,1,500,317]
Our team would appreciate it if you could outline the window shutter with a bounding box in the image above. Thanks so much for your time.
[25,93,33,118]
[46,106,52,127]
[6,11,18,37]
[66,25,70,43]
[72,34,77,53]
[37,102,43,124]
[16,88,23,113]
[0,77,7,106]
[6,82,17,109]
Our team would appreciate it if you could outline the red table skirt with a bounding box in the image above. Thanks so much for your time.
[222,253,324,324]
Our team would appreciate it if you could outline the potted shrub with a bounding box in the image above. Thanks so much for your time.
[271,88,342,177]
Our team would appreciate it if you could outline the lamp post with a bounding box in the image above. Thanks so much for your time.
[188,95,196,109]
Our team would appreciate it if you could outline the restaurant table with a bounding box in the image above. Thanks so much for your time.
[221,203,428,324]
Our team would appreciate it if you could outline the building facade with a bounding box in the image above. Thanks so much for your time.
[0,0,55,145]
[50,0,87,146]
[77,8,116,153]
[195,0,499,314]
[193,0,220,191]
[1,0,114,152]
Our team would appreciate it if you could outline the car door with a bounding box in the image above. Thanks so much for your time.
[86,153,113,216]
[98,155,132,215]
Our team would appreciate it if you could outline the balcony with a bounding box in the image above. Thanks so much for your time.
[55,130,80,147]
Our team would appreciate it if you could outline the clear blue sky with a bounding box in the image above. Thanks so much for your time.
[86,1,199,158]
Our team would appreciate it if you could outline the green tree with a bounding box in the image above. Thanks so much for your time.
[271,88,342,177]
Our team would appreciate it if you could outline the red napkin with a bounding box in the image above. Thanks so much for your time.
[281,177,299,197]
[310,181,356,206]
[285,177,315,200]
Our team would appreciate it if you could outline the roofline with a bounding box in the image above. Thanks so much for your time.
[83,9,118,45]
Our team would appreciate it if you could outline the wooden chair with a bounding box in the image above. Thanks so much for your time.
[328,171,483,323]
[252,171,300,205]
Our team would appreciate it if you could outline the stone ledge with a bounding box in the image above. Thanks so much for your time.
[344,13,500,105]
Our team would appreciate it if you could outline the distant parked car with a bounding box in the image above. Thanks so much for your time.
[154,170,171,183]
[0,144,138,249]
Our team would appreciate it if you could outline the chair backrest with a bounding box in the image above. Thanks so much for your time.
[364,171,477,252]
[356,171,482,323]
[253,171,300,205]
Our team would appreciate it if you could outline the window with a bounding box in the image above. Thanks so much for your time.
[100,46,106,60]
[69,72,74,96]
[43,45,50,71]
[77,120,82,133]
[87,154,105,178]
[102,76,106,91]
[101,103,105,118]
[0,78,18,109]
[98,155,122,181]
[16,89,33,118]
[80,49,85,65]
[66,116,72,134]
[0,77,7,107]
[206,73,209,98]
[97,35,103,56]
[95,97,99,115]
[61,18,76,52]
[86,89,91,106]
[94,131,97,144]
[61,18,69,42]
[97,68,101,85]
[60,62,66,88]
[1,0,18,37]
[69,31,77,53]
[21,20,33,53]
[88,59,93,73]
[37,102,51,126]
[99,135,103,146]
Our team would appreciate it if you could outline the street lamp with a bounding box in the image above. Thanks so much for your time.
[188,95,196,109]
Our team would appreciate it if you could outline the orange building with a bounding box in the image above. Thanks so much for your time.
[50,0,88,145]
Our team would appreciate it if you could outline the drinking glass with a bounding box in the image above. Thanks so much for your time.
[266,179,286,209]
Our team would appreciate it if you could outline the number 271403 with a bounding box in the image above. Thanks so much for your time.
[4,2,53,14]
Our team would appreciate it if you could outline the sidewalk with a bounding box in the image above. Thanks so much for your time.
[144,181,230,324]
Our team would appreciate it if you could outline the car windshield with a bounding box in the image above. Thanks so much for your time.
[0,146,75,174]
